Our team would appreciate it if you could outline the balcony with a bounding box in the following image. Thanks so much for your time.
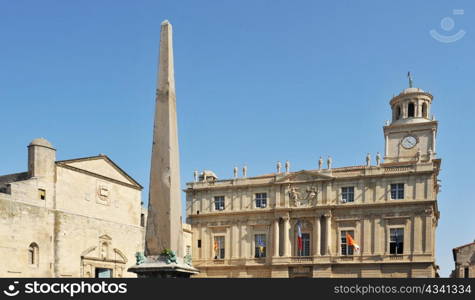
[212,259,225,264]
[291,256,313,263]
[389,255,404,260]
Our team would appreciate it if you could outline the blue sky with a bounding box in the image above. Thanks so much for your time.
[1,0,474,277]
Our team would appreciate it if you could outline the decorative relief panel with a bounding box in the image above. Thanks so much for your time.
[287,184,319,207]
[96,180,111,206]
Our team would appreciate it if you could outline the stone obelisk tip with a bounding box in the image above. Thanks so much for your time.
[161,19,170,26]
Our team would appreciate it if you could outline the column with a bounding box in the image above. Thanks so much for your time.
[432,129,436,153]
[273,219,280,257]
[424,209,433,254]
[231,224,239,258]
[384,135,389,157]
[325,213,332,255]
[313,216,321,256]
[381,218,387,255]
[274,186,281,208]
[199,224,204,259]
[283,216,290,257]
[374,217,384,255]
[240,222,246,258]
[284,186,290,208]
[363,218,372,256]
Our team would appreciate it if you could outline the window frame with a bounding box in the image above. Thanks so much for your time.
[214,196,225,211]
[390,183,405,200]
[389,227,404,255]
[340,229,355,256]
[213,235,225,259]
[255,193,267,208]
[254,233,267,258]
[38,189,46,200]
[298,233,311,257]
[341,186,355,203]
[28,243,39,267]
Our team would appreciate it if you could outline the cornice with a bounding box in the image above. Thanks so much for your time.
[56,163,142,191]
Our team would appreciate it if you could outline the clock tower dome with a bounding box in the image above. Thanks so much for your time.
[383,75,438,163]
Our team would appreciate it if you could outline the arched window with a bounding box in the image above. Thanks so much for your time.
[28,243,39,266]
[396,105,402,120]
[408,102,415,118]
[422,103,428,118]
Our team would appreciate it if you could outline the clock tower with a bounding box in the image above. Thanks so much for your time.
[383,78,438,163]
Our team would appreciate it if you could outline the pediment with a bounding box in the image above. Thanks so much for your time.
[81,246,96,257]
[57,155,142,189]
[275,170,333,183]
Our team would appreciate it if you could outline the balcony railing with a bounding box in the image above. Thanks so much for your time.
[291,256,313,263]
[389,255,404,260]
[212,259,225,264]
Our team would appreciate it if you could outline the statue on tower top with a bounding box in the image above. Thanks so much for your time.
[407,71,414,88]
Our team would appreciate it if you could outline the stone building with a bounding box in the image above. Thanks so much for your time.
[185,85,441,278]
[0,138,146,277]
[451,241,475,278]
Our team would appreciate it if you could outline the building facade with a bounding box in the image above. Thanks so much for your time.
[451,241,475,278]
[0,138,146,277]
[186,86,441,278]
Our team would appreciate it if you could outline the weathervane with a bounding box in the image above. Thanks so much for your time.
[407,72,414,88]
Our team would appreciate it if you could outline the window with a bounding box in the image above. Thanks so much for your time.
[38,189,46,200]
[340,230,354,256]
[396,105,402,120]
[140,213,145,227]
[298,233,311,257]
[213,236,225,259]
[389,228,404,255]
[390,183,404,200]
[341,187,354,203]
[254,234,267,258]
[214,196,225,211]
[197,239,201,248]
[422,103,428,118]
[255,193,267,208]
[464,267,469,278]
[408,102,415,117]
[28,243,39,266]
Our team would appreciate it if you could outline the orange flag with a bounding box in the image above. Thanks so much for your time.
[346,233,360,253]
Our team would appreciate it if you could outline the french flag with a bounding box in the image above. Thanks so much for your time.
[297,221,303,253]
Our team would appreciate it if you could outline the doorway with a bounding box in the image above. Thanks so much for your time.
[95,268,113,278]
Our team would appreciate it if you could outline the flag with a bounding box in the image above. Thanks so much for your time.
[213,239,219,254]
[257,236,265,257]
[297,221,303,252]
[346,233,360,253]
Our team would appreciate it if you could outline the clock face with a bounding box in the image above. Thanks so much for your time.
[401,136,417,149]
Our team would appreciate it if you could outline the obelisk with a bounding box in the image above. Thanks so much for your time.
[129,20,198,277]
[145,19,183,258]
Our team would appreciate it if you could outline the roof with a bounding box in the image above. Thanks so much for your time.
[452,241,475,262]
[400,87,425,95]
[29,138,54,149]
